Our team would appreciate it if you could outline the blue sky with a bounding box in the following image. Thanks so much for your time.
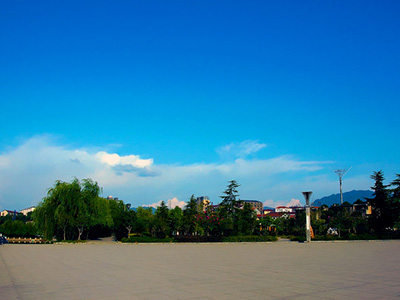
[1,1,399,210]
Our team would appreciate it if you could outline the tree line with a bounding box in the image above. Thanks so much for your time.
[1,172,399,241]
[29,179,261,241]
[0,179,260,241]
[0,213,36,238]
[260,171,400,239]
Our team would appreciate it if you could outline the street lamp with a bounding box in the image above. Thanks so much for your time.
[302,191,312,243]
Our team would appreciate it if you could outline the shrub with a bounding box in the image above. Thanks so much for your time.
[290,236,306,242]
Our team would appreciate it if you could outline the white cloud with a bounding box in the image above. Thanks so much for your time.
[97,151,153,168]
[0,135,371,211]
[263,199,275,208]
[217,140,267,159]
[142,200,162,209]
[286,198,302,207]
[0,156,9,167]
[143,198,186,209]
[167,198,186,209]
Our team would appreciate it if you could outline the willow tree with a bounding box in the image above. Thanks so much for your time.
[34,178,110,240]
[34,179,80,240]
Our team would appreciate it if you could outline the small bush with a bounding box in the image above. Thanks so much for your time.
[312,235,336,241]
[290,236,306,242]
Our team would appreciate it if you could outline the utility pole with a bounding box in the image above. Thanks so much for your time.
[333,168,351,205]
[302,191,312,243]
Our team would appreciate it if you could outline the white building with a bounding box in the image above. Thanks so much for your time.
[1,210,21,217]
[20,206,36,216]
[275,206,293,213]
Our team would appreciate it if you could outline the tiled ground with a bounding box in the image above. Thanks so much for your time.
[1,241,400,299]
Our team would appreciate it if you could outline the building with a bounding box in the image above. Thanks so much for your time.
[20,206,36,216]
[353,203,372,216]
[329,202,372,217]
[196,196,210,212]
[275,206,293,213]
[1,210,21,217]
[107,196,120,201]
[267,212,296,219]
[240,200,263,214]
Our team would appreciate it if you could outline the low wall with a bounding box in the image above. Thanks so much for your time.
[4,237,45,244]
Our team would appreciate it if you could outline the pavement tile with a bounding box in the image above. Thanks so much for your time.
[1,241,400,300]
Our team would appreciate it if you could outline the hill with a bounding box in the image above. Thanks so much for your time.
[312,190,373,207]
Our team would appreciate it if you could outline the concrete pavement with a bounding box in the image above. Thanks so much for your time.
[1,241,400,299]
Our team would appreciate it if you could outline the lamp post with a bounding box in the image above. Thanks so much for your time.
[302,191,312,243]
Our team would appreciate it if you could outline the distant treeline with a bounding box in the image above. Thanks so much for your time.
[1,172,399,241]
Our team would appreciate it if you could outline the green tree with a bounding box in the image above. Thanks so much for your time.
[108,199,126,240]
[331,211,354,237]
[183,195,199,235]
[219,180,240,218]
[168,206,183,236]
[350,211,368,234]
[135,207,154,236]
[34,178,111,240]
[121,210,137,238]
[55,204,70,241]
[367,171,391,233]
[0,220,36,238]
[218,180,242,236]
[34,181,64,240]
[236,202,257,235]
[0,220,13,237]
[154,201,170,238]
[389,174,400,229]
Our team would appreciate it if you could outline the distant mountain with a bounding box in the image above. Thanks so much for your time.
[312,190,373,207]
[263,206,274,210]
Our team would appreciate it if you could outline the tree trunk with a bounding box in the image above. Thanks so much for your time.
[126,226,132,238]
[77,227,84,240]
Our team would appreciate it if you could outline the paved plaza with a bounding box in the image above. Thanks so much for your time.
[1,241,400,299]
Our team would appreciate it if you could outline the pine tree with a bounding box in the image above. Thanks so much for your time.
[367,171,390,233]
[183,195,199,235]
[219,180,240,218]
[389,174,400,229]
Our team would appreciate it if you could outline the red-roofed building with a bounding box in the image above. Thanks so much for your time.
[275,206,293,213]
[1,210,22,217]
[267,212,296,219]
